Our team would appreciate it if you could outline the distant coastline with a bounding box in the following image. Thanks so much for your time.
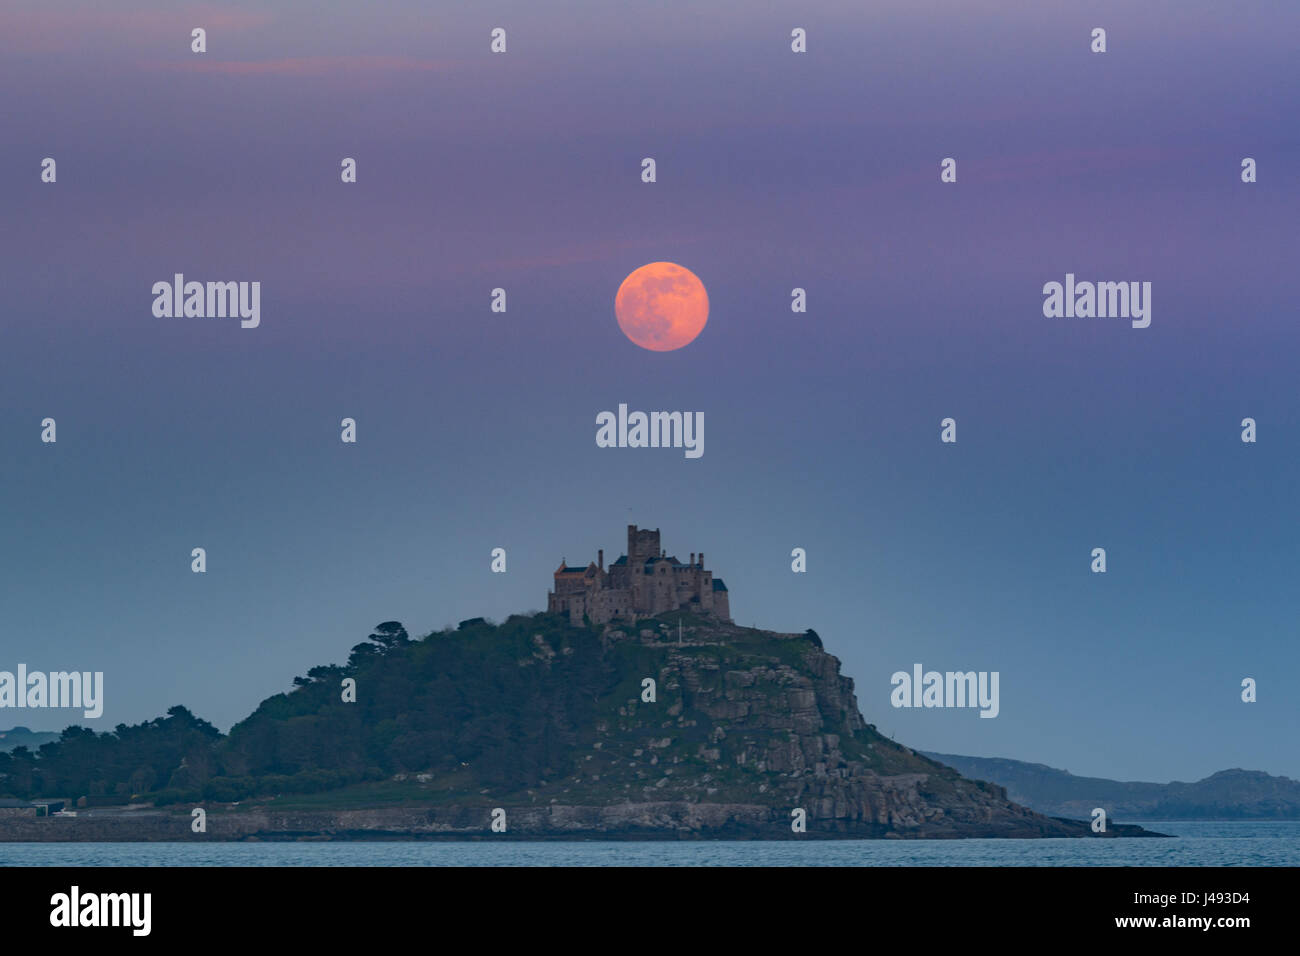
[0,727,59,753]
[924,752,1300,821]
[0,804,1163,842]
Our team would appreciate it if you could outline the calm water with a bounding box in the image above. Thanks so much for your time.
[2,821,1296,866]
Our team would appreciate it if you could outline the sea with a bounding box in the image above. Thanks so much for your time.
[2,820,1297,866]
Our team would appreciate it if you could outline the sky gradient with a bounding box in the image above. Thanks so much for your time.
[2,0,1297,783]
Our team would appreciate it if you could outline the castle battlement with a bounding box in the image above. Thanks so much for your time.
[547,525,731,626]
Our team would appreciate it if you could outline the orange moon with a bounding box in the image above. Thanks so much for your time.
[614,262,709,351]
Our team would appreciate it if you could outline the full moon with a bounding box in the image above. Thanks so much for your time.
[614,262,709,351]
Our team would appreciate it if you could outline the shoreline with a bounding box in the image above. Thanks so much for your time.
[0,805,1168,842]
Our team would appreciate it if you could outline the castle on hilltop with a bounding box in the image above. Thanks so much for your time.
[548,525,731,626]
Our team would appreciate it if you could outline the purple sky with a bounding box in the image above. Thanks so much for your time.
[2,0,1297,784]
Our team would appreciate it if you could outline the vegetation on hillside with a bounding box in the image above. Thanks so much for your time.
[0,613,940,810]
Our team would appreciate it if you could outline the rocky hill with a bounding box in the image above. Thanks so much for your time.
[1,614,1161,839]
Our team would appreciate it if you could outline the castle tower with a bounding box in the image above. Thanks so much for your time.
[627,525,661,565]
[627,525,660,610]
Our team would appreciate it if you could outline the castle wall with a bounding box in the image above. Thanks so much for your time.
[713,591,730,621]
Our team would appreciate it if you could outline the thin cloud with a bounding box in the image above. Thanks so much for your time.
[482,235,714,274]
[144,55,454,76]
[1,3,272,53]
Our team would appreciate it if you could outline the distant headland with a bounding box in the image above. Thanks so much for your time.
[924,752,1300,821]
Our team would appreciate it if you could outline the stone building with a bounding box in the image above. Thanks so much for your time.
[548,525,731,625]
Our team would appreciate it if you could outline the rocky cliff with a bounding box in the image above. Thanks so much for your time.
[540,619,1145,837]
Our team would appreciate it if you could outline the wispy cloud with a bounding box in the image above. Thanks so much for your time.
[143,55,454,76]
[480,235,714,274]
[1,2,272,53]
